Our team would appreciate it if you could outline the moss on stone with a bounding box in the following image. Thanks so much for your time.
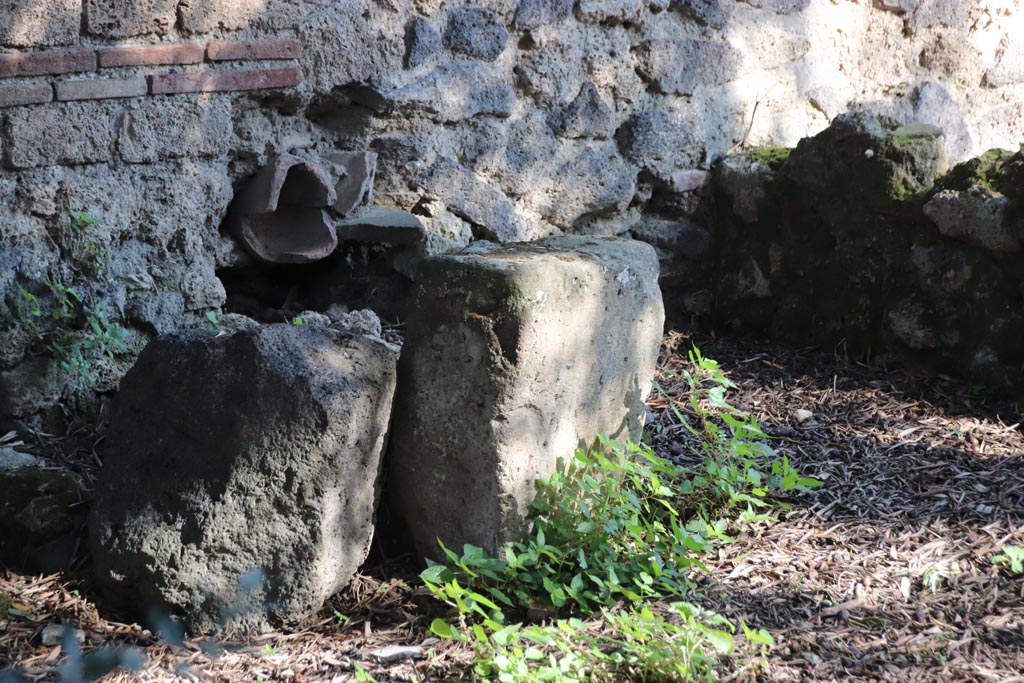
[746,146,792,171]
[934,149,1015,195]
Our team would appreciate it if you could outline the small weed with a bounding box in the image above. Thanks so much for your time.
[993,545,1024,574]
[13,211,127,387]
[205,310,221,333]
[65,212,112,277]
[333,610,350,628]
[16,272,127,387]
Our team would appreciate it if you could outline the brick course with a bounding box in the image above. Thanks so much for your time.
[99,44,205,68]
[0,49,96,78]
[0,82,53,108]
[149,68,303,95]
[207,39,303,61]
[56,77,149,102]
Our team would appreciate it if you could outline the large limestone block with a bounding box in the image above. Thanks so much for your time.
[387,236,664,559]
[89,325,398,633]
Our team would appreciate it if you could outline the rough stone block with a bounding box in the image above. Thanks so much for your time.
[387,236,664,558]
[98,44,205,68]
[924,189,1020,253]
[443,7,509,62]
[56,77,148,102]
[5,102,115,169]
[669,0,731,28]
[179,0,303,33]
[1,464,84,573]
[85,0,178,38]
[416,157,530,242]
[404,17,441,69]
[300,0,404,92]
[0,82,52,108]
[511,0,574,30]
[0,0,80,47]
[89,325,398,632]
[118,99,233,163]
[576,0,643,23]
[534,143,637,229]
[616,107,705,186]
[387,63,514,121]
[548,81,615,139]
[0,49,96,78]
[207,39,303,62]
[634,39,740,95]
[149,68,302,95]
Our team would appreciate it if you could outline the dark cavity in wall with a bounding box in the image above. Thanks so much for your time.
[217,242,413,325]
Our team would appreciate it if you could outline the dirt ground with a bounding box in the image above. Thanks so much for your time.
[2,330,1022,682]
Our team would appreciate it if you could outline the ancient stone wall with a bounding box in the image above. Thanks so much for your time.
[2,0,1024,421]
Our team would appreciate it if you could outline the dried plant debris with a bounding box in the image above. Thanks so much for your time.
[651,331,1024,682]
[3,331,1023,681]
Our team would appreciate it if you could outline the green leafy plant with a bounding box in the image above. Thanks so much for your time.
[993,545,1024,574]
[205,310,222,333]
[656,347,822,520]
[65,211,112,276]
[420,347,816,681]
[468,603,737,683]
[17,273,126,386]
[12,211,128,387]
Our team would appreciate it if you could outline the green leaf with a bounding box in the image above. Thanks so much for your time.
[707,629,735,654]
[429,619,455,639]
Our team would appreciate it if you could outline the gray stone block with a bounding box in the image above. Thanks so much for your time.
[85,0,178,38]
[393,63,516,121]
[512,0,574,30]
[616,107,705,186]
[576,0,643,24]
[5,102,116,169]
[443,7,509,61]
[548,82,616,139]
[387,236,664,558]
[416,157,529,242]
[538,143,637,229]
[90,325,398,632]
[128,291,186,335]
[669,0,731,28]
[1,464,84,573]
[0,0,80,47]
[118,99,233,164]
[634,39,741,95]
[179,0,303,33]
[404,17,442,68]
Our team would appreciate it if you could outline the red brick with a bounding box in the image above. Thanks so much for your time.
[98,44,205,68]
[0,82,53,108]
[149,67,303,95]
[0,49,96,78]
[56,77,148,102]
[206,39,303,62]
